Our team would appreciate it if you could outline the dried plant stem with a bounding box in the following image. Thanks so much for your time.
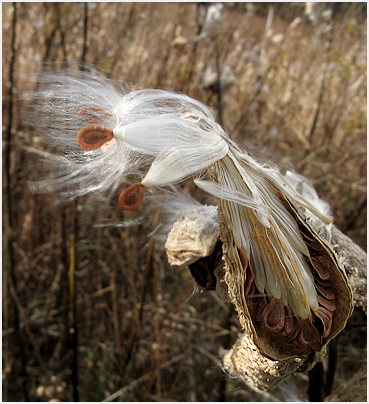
[55,3,68,64]
[121,226,141,359]
[3,258,9,401]
[43,17,58,62]
[4,3,29,401]
[307,361,325,401]
[308,34,333,141]
[81,2,88,68]
[155,9,178,88]
[152,226,163,399]
[214,40,223,127]
[230,45,281,137]
[42,261,64,321]
[5,0,16,327]
[68,7,88,401]
[183,3,205,93]
[111,224,145,378]
[69,198,79,402]
[111,269,122,355]
[325,336,338,396]
[145,210,163,398]
[102,353,186,402]
[154,320,163,400]
[8,280,45,365]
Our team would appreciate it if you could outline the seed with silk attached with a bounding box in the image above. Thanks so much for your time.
[77,125,114,150]
[119,183,146,211]
[78,106,112,124]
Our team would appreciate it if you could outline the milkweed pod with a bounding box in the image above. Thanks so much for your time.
[77,125,114,150]
[216,186,353,361]
[119,183,146,211]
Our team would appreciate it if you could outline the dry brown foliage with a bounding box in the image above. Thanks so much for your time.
[2,3,366,402]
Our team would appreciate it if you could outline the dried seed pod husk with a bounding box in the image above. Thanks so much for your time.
[279,195,353,347]
[213,159,353,362]
[165,204,229,301]
[165,205,220,267]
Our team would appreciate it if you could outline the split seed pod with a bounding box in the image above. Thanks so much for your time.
[206,159,353,362]
[165,189,353,388]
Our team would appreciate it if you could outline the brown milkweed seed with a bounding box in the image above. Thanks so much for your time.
[77,125,114,150]
[119,183,146,211]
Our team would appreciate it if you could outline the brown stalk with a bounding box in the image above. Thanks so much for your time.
[308,361,325,401]
[102,353,186,402]
[48,286,113,317]
[153,239,162,399]
[55,3,68,65]
[182,3,206,93]
[214,39,223,127]
[69,198,79,402]
[114,225,141,375]
[69,5,88,402]
[4,3,29,401]
[155,5,179,89]
[308,32,333,141]
[111,269,122,355]
[230,44,282,137]
[123,226,140,334]
[8,280,45,366]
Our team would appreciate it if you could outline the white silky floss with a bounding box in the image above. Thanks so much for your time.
[113,112,229,187]
[31,70,333,320]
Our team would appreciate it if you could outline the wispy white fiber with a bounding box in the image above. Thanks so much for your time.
[194,179,271,219]
[152,186,206,245]
[27,68,229,201]
[283,171,333,241]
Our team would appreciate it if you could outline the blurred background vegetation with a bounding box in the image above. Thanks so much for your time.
[2,2,366,402]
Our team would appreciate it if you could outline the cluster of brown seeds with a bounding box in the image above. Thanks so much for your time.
[187,218,337,357]
[238,203,337,357]
[241,247,335,357]
[300,223,336,339]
